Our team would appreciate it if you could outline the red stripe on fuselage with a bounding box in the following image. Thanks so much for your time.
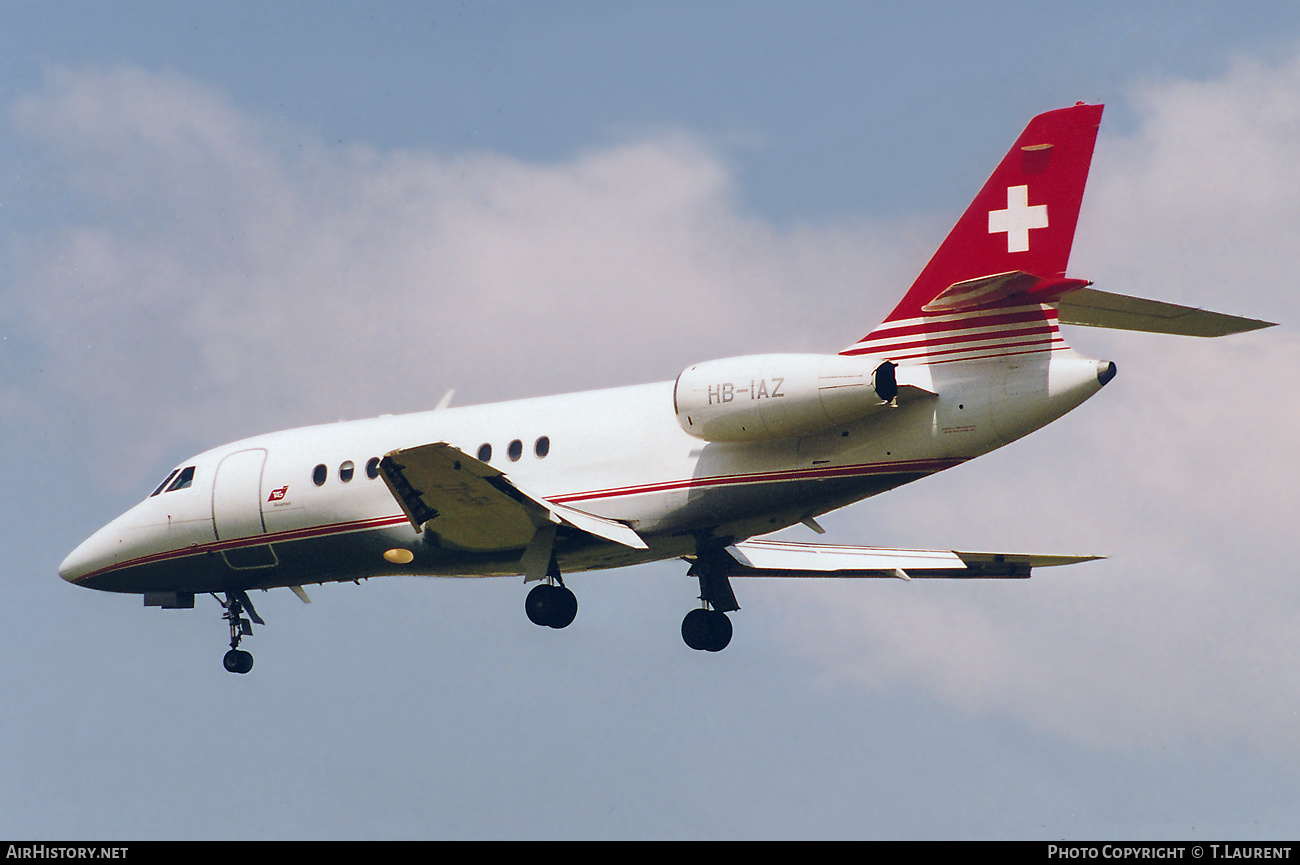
[70,458,967,584]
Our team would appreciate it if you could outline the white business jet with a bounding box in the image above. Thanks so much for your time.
[59,103,1273,673]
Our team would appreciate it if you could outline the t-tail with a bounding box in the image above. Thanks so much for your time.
[843,102,1273,364]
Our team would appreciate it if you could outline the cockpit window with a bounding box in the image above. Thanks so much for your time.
[166,466,196,492]
[150,469,180,497]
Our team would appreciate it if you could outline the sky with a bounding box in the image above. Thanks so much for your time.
[2,0,1299,841]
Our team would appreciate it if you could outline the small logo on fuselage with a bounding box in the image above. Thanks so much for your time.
[267,486,288,502]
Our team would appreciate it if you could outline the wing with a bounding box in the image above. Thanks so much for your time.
[378,442,646,577]
[721,538,1100,579]
[1058,287,1275,337]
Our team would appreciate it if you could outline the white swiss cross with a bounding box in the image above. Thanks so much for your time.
[988,185,1048,253]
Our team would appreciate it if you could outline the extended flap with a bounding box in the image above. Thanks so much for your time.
[380,442,646,553]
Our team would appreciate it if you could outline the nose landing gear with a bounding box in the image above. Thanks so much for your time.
[216,590,263,674]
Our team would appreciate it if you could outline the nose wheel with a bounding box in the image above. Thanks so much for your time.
[223,648,254,674]
[215,590,264,674]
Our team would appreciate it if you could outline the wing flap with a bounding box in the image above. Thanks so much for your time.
[380,443,536,551]
[1058,288,1275,337]
[724,539,1100,579]
[379,442,646,553]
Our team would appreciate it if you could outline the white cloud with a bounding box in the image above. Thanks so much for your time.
[8,66,909,486]
[767,56,1300,755]
[10,60,1297,754]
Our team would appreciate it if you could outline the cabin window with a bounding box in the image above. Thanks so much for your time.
[312,464,328,486]
[366,457,380,479]
[507,439,523,461]
[166,466,195,492]
[339,460,355,483]
[477,443,492,462]
[535,436,550,458]
[150,469,180,497]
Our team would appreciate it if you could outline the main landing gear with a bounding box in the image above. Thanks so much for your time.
[519,539,740,651]
[216,590,263,674]
[524,556,577,629]
[681,542,740,652]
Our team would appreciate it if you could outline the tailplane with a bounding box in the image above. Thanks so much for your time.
[844,103,1275,362]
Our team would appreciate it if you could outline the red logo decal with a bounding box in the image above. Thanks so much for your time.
[268,486,288,502]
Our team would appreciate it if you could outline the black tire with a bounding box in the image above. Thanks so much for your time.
[703,610,732,652]
[525,584,558,627]
[223,649,253,674]
[681,609,712,650]
[548,587,578,629]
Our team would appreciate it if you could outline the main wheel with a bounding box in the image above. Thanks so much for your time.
[548,586,578,629]
[525,584,578,629]
[703,610,732,652]
[682,609,713,650]
[223,649,254,674]
[682,609,732,652]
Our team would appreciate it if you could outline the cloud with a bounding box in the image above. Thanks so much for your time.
[768,55,1300,754]
[1076,53,1300,320]
[6,66,912,487]
[9,60,1297,754]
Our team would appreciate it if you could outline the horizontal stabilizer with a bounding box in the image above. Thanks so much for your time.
[723,539,1100,579]
[1058,288,1275,337]
[380,442,646,553]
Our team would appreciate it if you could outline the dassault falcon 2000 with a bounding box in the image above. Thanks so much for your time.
[60,103,1274,673]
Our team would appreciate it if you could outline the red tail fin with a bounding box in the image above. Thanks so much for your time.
[844,103,1103,363]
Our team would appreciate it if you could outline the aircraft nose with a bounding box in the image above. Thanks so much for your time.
[60,534,100,584]
[59,523,121,586]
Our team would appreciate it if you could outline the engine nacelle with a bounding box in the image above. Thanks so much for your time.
[673,354,899,443]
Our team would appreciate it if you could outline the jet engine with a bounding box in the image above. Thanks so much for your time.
[673,354,899,443]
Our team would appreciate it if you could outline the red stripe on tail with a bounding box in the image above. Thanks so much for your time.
[845,104,1103,363]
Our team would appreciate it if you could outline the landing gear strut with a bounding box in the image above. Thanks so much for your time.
[681,540,740,652]
[216,590,263,674]
[525,555,577,629]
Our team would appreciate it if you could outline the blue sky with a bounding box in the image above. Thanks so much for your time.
[3,1,1299,839]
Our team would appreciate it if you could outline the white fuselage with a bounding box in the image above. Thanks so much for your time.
[59,350,1112,596]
